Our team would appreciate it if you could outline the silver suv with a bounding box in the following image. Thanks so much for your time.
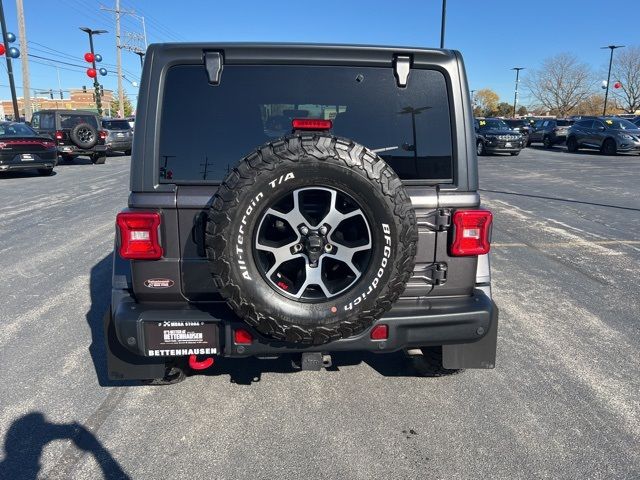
[567,117,640,155]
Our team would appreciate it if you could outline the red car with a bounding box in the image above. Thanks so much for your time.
[0,122,57,176]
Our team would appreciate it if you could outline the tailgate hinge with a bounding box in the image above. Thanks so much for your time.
[425,263,448,286]
[418,208,451,231]
[204,51,224,85]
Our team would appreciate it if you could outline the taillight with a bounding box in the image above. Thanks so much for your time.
[54,130,64,140]
[292,118,333,130]
[370,324,388,340]
[116,212,163,260]
[234,328,253,345]
[99,130,108,140]
[450,210,492,256]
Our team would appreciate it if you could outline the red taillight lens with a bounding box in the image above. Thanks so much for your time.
[450,210,492,256]
[370,324,388,340]
[234,328,253,345]
[116,212,163,260]
[292,118,333,130]
[99,130,108,139]
[54,130,64,140]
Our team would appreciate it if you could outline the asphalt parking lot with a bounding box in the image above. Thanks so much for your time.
[0,147,638,479]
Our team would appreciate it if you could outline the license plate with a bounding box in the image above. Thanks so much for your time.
[117,133,124,137]
[505,142,512,148]
[143,321,218,357]
[62,147,72,152]
[21,154,34,161]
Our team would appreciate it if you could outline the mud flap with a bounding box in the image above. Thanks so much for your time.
[442,302,498,369]
[104,310,167,381]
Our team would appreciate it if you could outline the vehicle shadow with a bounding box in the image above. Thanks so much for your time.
[202,350,437,385]
[0,412,130,480]
[87,253,135,387]
[56,156,94,166]
[0,170,57,178]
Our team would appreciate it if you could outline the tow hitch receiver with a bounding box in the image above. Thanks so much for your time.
[300,353,332,371]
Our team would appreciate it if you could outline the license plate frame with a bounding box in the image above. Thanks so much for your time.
[143,321,218,357]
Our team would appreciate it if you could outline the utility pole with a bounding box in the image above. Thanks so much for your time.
[0,0,19,120]
[511,67,525,118]
[601,45,624,116]
[16,0,31,120]
[101,1,138,118]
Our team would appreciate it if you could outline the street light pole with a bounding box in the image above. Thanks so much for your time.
[0,0,20,120]
[602,45,624,116]
[511,67,525,118]
[135,51,144,68]
[80,27,107,116]
[440,0,447,48]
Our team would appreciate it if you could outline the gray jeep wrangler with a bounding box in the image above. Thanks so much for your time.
[106,43,498,383]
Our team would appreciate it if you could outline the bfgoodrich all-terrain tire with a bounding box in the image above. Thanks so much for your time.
[205,134,417,345]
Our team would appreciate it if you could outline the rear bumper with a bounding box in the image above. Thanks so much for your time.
[484,146,522,153]
[110,289,496,358]
[0,160,56,171]
[57,145,107,155]
[106,140,132,151]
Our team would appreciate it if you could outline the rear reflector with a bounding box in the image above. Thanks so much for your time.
[370,324,388,340]
[54,130,64,140]
[116,211,163,260]
[234,328,253,345]
[99,130,108,140]
[292,118,333,131]
[450,210,492,256]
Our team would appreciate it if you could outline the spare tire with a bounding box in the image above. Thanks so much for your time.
[69,123,98,149]
[205,134,417,345]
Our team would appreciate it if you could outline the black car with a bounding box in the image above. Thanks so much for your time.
[105,43,498,384]
[29,109,107,164]
[529,118,574,147]
[101,118,133,155]
[0,122,57,175]
[474,118,524,156]
[504,119,531,146]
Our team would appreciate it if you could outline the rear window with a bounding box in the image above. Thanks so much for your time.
[556,120,573,126]
[0,123,38,137]
[158,65,453,183]
[60,114,98,129]
[102,120,131,130]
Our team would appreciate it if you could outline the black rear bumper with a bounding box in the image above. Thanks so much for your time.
[107,288,498,379]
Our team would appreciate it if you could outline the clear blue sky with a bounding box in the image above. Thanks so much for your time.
[1,0,639,107]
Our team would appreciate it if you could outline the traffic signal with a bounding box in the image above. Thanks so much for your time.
[100,85,104,96]
[82,86,87,93]
[59,90,63,100]
[49,89,53,99]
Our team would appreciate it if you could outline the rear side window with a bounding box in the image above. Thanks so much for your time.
[60,114,98,129]
[158,65,453,183]
[41,113,55,129]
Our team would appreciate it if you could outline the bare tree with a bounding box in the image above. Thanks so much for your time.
[610,46,640,113]
[524,53,593,116]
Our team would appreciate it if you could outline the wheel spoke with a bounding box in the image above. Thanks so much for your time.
[255,238,302,277]
[294,259,332,298]
[329,240,372,276]
[265,190,308,231]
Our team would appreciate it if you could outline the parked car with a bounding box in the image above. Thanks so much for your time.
[566,117,640,155]
[101,118,133,155]
[0,122,57,175]
[503,119,531,146]
[105,43,498,384]
[29,109,107,164]
[529,118,574,147]
[631,116,640,128]
[474,117,524,156]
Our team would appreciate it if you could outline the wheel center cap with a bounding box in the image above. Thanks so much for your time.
[305,234,324,253]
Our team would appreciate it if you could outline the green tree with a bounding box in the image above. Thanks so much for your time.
[495,102,513,117]
[110,90,133,117]
[517,105,528,116]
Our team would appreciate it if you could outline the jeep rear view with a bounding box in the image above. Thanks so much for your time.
[106,43,498,383]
